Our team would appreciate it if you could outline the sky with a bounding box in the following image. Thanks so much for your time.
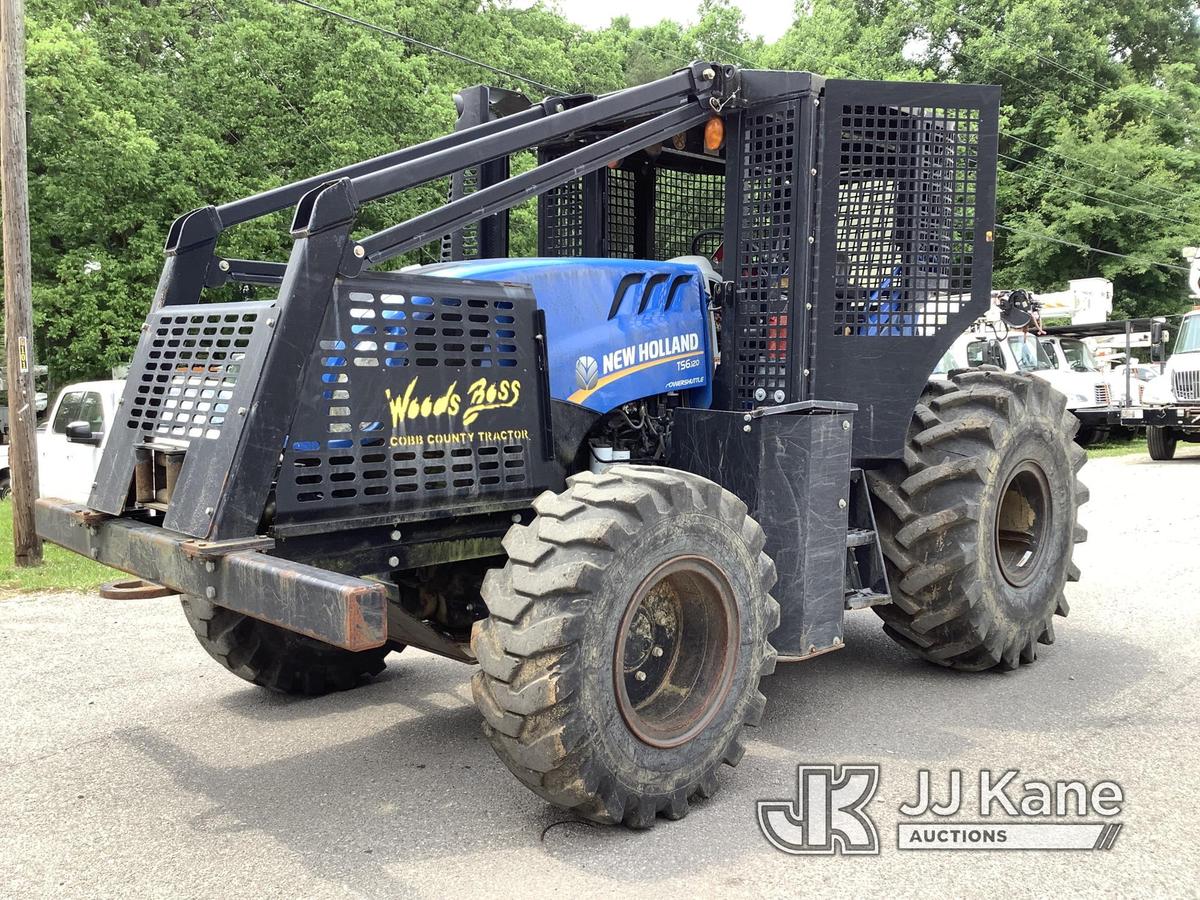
[511,0,798,42]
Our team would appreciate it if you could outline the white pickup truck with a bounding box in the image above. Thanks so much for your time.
[0,380,124,502]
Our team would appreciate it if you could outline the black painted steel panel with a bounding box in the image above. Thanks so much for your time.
[274,273,561,528]
[808,80,1000,460]
[670,405,853,657]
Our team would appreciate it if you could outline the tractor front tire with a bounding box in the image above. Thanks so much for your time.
[1148,425,1177,460]
[867,371,1088,671]
[181,595,394,695]
[472,466,779,828]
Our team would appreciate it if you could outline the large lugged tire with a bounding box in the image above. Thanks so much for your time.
[867,371,1088,671]
[1148,425,1177,460]
[471,466,779,828]
[181,595,393,695]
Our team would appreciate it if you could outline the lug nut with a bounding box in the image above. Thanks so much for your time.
[651,646,664,658]
[634,671,647,682]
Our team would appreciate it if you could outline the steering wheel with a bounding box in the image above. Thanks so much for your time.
[690,228,724,257]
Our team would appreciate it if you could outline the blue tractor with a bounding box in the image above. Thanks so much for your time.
[36,65,1087,828]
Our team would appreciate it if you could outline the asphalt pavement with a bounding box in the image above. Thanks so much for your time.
[2,447,1198,898]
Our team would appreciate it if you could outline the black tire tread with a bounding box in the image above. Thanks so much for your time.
[471,465,779,828]
[1148,425,1177,460]
[866,371,1087,672]
[181,595,391,695]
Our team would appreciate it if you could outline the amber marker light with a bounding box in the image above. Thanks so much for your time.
[703,116,725,152]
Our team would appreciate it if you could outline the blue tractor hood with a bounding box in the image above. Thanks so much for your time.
[415,258,713,412]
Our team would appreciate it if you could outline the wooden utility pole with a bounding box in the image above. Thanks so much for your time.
[1,0,41,565]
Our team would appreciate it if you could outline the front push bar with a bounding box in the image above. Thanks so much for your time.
[34,499,387,651]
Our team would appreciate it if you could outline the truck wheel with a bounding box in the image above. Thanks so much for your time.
[181,595,394,695]
[1148,425,1177,460]
[472,466,778,828]
[867,371,1088,671]
[1074,423,1106,446]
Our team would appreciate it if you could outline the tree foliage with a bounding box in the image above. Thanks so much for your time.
[14,0,1200,382]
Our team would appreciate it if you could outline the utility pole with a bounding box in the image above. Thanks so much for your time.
[1,0,42,565]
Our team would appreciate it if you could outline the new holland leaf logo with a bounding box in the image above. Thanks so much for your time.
[575,355,599,390]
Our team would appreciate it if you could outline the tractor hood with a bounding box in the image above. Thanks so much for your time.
[417,258,713,412]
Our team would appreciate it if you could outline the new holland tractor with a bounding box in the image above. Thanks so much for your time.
[36,64,1087,828]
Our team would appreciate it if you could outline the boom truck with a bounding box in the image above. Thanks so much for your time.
[35,65,1088,828]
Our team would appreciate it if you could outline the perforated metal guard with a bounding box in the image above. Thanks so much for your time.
[90,299,278,538]
[538,178,585,257]
[275,273,559,527]
[810,80,999,459]
[441,167,480,261]
[654,169,724,259]
[606,168,637,258]
[829,103,979,337]
[127,304,268,441]
[732,103,798,409]
[537,163,725,261]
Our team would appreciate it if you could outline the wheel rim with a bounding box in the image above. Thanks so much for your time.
[994,461,1053,588]
[614,556,739,749]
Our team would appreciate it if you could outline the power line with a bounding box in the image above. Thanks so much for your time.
[1001,134,1190,208]
[210,3,340,162]
[1003,162,1200,232]
[287,0,568,95]
[996,224,1191,274]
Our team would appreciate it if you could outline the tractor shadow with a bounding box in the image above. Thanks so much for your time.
[119,601,1154,891]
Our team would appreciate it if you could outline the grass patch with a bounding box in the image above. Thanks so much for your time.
[1086,435,1149,458]
[0,499,119,596]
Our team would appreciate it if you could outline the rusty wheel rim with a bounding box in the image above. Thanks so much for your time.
[994,460,1053,588]
[614,556,739,749]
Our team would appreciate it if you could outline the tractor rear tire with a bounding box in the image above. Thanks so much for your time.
[1148,425,1177,460]
[471,466,779,828]
[867,371,1088,671]
[181,595,394,695]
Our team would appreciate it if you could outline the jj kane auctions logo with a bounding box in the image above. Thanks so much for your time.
[758,765,1124,854]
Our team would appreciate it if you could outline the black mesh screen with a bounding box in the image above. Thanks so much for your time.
[538,178,585,257]
[654,169,725,259]
[733,104,797,408]
[606,168,637,258]
[830,104,979,337]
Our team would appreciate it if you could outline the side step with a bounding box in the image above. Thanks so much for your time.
[844,469,892,610]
